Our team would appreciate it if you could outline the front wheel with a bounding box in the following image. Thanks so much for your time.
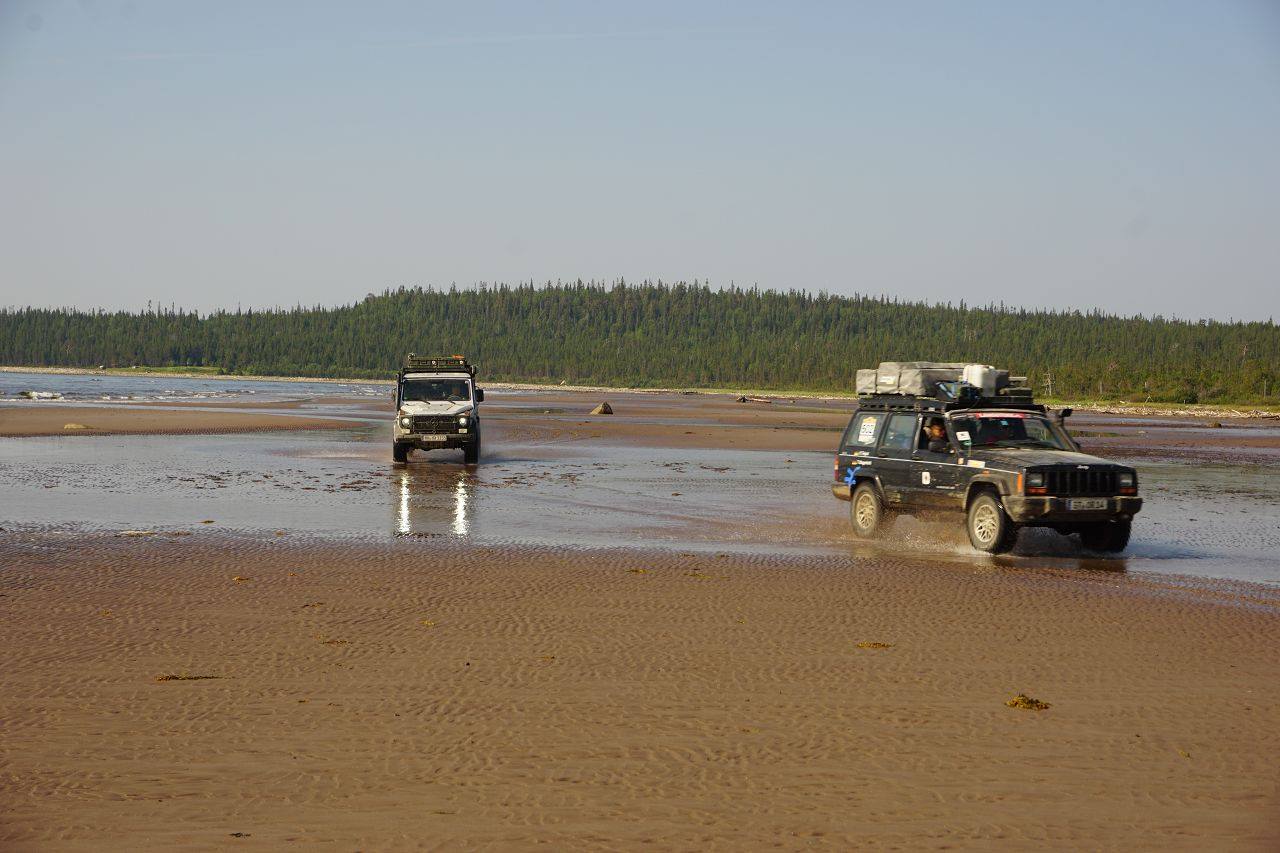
[850,482,882,538]
[1080,521,1131,553]
[967,492,1018,554]
[392,443,409,464]
[463,435,481,465]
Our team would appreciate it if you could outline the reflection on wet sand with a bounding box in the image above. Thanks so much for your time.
[848,518,1132,577]
[993,553,1130,576]
[395,467,474,537]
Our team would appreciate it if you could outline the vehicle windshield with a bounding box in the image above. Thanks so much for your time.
[949,413,1071,451]
[401,378,471,403]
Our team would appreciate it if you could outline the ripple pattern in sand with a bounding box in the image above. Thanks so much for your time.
[1,535,1278,850]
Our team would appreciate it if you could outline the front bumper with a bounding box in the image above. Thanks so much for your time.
[397,435,475,450]
[394,424,475,450]
[1003,495,1143,524]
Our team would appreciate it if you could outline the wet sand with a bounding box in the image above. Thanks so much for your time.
[3,387,1280,848]
[1,390,849,449]
[6,388,1279,459]
[0,406,353,437]
[1,534,1278,851]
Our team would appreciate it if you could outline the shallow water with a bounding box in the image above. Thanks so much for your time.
[2,376,1277,585]
[0,370,387,403]
[1,412,1278,586]
[0,424,834,554]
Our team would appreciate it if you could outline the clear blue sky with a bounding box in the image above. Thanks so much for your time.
[2,1,1278,320]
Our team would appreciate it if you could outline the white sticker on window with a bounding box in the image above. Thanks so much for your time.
[921,471,931,485]
[956,430,971,442]
[857,417,879,445]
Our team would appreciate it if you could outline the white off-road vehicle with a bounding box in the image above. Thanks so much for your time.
[392,355,484,464]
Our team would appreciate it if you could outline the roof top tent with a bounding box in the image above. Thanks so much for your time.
[855,361,1031,404]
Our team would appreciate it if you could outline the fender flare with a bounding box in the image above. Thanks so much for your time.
[852,472,886,501]
[964,475,1008,507]
[841,460,886,501]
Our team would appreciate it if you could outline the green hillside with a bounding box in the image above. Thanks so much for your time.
[2,281,1277,403]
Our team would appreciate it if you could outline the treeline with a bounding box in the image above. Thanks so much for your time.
[2,281,1277,403]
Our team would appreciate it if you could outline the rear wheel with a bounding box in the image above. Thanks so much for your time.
[392,443,409,464]
[1080,521,1131,553]
[967,492,1018,554]
[850,482,882,538]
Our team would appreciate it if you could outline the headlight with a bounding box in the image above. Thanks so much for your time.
[1118,472,1136,492]
[458,415,469,425]
[399,416,411,428]
[1026,472,1044,488]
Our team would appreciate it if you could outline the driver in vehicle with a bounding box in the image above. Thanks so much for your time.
[921,417,951,451]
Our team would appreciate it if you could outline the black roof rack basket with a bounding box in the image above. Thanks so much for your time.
[402,354,476,376]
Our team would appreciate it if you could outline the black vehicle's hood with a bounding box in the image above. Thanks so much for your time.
[966,448,1123,469]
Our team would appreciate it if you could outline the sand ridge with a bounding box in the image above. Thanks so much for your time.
[7,388,1278,462]
[0,406,356,438]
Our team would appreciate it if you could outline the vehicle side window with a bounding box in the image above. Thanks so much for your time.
[843,412,883,449]
[880,413,918,451]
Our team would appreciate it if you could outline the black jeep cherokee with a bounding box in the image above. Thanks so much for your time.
[831,395,1142,554]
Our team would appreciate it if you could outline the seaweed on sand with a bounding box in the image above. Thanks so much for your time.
[1006,693,1051,710]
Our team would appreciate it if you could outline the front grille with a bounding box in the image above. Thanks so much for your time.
[1043,467,1117,496]
[410,415,459,434]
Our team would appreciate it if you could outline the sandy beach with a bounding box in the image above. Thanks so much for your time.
[2,534,1278,850]
[2,377,1280,849]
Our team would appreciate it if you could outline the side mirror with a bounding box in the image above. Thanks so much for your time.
[928,439,949,454]
[1059,407,1073,419]
[475,388,485,403]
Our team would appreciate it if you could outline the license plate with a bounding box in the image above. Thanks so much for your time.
[419,434,448,442]
[1068,498,1107,511]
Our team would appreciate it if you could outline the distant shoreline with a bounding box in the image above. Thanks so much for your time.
[2,364,1278,419]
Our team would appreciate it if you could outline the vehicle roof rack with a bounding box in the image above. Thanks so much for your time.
[951,398,1046,415]
[856,395,1046,415]
[401,354,476,377]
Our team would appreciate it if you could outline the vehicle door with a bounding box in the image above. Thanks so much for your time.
[911,419,962,507]
[837,410,886,489]
[875,413,920,507]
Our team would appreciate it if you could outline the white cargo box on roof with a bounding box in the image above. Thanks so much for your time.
[962,364,999,397]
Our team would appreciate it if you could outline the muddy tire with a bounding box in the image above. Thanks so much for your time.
[850,482,882,539]
[463,435,481,465]
[966,492,1018,554]
[1080,521,1131,553]
[392,443,409,464]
